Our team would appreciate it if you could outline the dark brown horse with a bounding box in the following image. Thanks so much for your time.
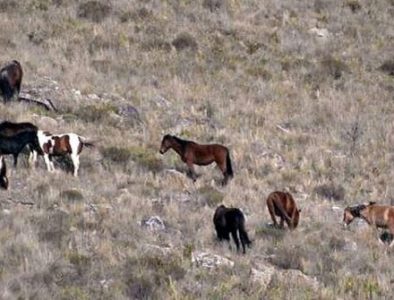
[343,202,394,247]
[0,156,8,189]
[266,191,301,230]
[0,60,23,103]
[0,121,39,166]
[213,205,251,254]
[0,121,38,136]
[159,134,233,185]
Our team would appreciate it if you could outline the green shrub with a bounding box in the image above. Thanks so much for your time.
[101,146,132,164]
[129,146,163,173]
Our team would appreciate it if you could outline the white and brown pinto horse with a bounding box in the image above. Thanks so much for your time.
[36,130,93,176]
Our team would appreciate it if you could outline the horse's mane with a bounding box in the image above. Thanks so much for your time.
[171,135,190,152]
[347,204,367,217]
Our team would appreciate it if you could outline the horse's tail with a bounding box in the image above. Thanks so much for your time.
[272,194,292,224]
[78,136,95,148]
[238,215,252,246]
[226,150,233,178]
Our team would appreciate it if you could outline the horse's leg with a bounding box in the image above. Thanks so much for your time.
[32,150,38,167]
[279,218,285,229]
[13,154,18,168]
[267,200,279,227]
[71,153,79,177]
[238,230,246,254]
[43,154,52,172]
[231,230,240,252]
[388,225,394,248]
[223,231,231,250]
[186,161,197,182]
[28,147,33,167]
[217,159,228,185]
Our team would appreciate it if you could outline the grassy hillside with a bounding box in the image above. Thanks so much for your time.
[0,0,393,299]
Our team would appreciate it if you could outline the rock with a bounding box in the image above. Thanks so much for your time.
[140,216,165,231]
[251,262,321,291]
[308,27,330,41]
[343,239,358,252]
[251,265,276,289]
[143,243,173,256]
[35,115,58,129]
[278,269,320,291]
[191,251,234,268]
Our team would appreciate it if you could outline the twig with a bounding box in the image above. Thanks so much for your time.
[276,124,291,134]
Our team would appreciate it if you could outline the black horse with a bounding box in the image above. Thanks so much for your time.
[213,205,252,254]
[0,131,40,167]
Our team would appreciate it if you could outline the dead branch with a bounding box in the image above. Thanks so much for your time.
[17,96,58,112]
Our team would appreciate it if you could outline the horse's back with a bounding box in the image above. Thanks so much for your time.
[267,191,297,214]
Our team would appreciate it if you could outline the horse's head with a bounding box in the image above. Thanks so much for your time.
[343,204,366,227]
[0,157,8,190]
[291,208,301,229]
[159,134,173,154]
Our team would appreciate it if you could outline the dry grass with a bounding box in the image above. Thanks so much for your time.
[0,0,393,299]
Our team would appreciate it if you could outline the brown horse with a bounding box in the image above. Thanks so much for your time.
[159,134,233,185]
[343,202,394,247]
[266,191,301,230]
[0,60,23,103]
[0,156,8,189]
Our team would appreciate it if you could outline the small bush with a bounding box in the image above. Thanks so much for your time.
[320,56,350,79]
[129,146,163,173]
[76,104,117,123]
[314,183,345,201]
[378,59,394,76]
[172,33,198,51]
[101,146,132,164]
[77,1,112,23]
[202,0,224,12]
[345,0,362,12]
[60,189,84,202]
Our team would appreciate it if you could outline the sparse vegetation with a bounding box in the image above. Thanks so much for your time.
[0,0,393,298]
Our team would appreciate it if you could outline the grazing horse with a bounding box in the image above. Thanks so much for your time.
[343,202,394,247]
[36,130,94,177]
[0,60,23,103]
[159,134,233,185]
[0,156,8,189]
[266,191,301,230]
[213,205,251,254]
[0,131,40,167]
